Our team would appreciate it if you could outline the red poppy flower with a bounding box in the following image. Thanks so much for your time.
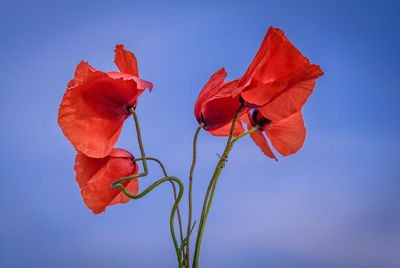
[74,148,139,215]
[58,45,153,158]
[194,27,323,137]
[242,110,306,161]
[194,68,246,136]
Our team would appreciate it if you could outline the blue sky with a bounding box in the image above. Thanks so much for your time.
[1,1,399,267]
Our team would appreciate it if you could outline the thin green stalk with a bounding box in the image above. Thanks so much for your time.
[111,108,148,187]
[114,176,184,268]
[110,109,184,267]
[195,125,260,260]
[186,123,204,266]
[193,104,244,267]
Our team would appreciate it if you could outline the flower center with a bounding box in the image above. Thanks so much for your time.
[252,110,271,129]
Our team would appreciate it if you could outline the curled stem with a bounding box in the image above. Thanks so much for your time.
[134,157,186,266]
[186,123,204,266]
[115,176,184,267]
[110,109,184,267]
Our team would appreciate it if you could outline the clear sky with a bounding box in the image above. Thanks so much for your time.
[1,0,399,267]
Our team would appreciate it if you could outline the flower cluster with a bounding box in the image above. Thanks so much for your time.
[58,45,152,214]
[195,27,323,160]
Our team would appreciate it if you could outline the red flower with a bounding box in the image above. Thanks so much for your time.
[194,68,246,136]
[242,110,306,161]
[194,27,323,138]
[74,148,139,215]
[58,45,153,158]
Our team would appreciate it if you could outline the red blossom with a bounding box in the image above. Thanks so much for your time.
[58,45,153,158]
[74,148,139,215]
[194,27,323,142]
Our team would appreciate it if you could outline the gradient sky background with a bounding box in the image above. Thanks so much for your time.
[1,0,399,267]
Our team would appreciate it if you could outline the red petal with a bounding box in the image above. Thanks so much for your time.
[114,44,139,76]
[265,112,306,156]
[258,64,323,121]
[58,71,139,158]
[67,61,96,88]
[74,148,139,215]
[240,27,320,107]
[194,68,228,123]
[206,120,245,137]
[241,112,277,160]
[107,72,153,92]
[240,80,287,107]
[108,148,134,158]
[201,95,244,130]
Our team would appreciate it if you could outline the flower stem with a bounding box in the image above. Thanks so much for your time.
[192,124,259,267]
[115,176,184,267]
[186,123,204,266]
[134,157,186,265]
[111,108,148,187]
[192,104,244,267]
[110,109,185,267]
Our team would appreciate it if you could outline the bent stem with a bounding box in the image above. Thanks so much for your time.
[186,123,204,266]
[114,176,184,268]
[111,108,148,187]
[110,109,185,267]
[134,157,186,266]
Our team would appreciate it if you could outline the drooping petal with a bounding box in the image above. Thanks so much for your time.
[58,71,139,158]
[241,112,277,160]
[265,112,306,156]
[250,130,277,160]
[258,64,324,121]
[114,44,139,76]
[74,148,139,215]
[67,61,96,88]
[240,27,321,107]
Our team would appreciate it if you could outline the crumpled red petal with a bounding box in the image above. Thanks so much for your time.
[240,27,323,109]
[265,112,306,156]
[67,61,96,88]
[258,64,323,121]
[114,44,139,76]
[74,148,139,215]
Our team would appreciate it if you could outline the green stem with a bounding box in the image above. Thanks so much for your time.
[115,176,184,267]
[111,108,148,187]
[134,157,186,266]
[197,125,260,253]
[186,123,204,266]
[193,104,244,267]
[110,109,184,267]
